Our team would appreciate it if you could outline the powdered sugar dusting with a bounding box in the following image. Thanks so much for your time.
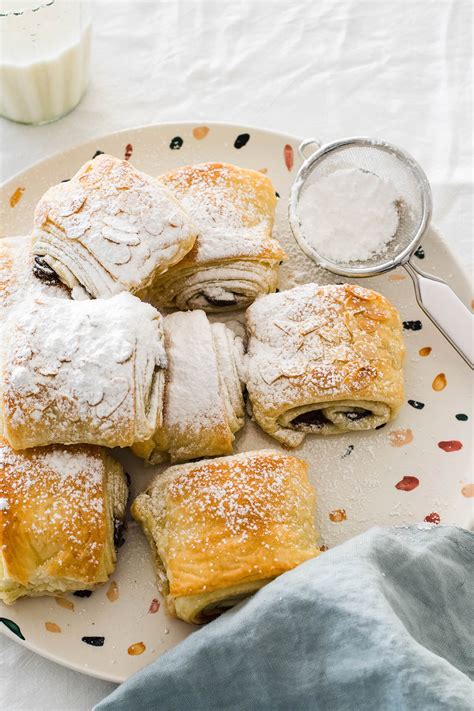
[33,154,197,298]
[274,211,337,289]
[297,168,400,263]
[0,234,68,312]
[2,292,166,448]
[133,450,319,599]
[245,283,405,445]
[160,162,284,263]
[168,452,295,542]
[142,310,244,462]
[150,162,285,311]
[164,311,225,431]
[40,450,103,482]
[0,439,108,579]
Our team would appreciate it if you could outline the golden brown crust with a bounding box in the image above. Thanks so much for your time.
[0,437,127,603]
[245,283,406,446]
[132,449,319,619]
[159,163,285,266]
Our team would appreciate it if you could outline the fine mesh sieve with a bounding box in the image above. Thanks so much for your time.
[289,137,432,277]
[289,136,473,368]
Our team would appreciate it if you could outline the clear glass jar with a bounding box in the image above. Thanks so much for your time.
[0,1,92,125]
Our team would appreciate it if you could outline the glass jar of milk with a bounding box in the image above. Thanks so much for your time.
[0,1,92,125]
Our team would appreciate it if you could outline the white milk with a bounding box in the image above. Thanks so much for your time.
[0,1,91,124]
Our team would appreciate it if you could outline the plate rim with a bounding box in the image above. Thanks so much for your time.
[1,120,305,189]
[1,119,472,683]
[0,623,124,684]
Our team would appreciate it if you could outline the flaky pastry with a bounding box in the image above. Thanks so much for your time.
[245,283,405,446]
[145,162,285,311]
[0,438,127,604]
[132,450,319,624]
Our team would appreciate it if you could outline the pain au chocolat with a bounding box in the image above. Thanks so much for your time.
[132,450,319,624]
[245,283,405,446]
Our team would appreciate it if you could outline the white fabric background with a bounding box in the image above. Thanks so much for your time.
[0,1,472,709]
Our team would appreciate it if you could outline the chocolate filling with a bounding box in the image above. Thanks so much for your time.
[291,410,329,428]
[113,518,126,548]
[32,256,60,285]
[291,408,371,428]
[202,293,238,308]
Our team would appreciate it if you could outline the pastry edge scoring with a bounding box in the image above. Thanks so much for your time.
[131,449,319,624]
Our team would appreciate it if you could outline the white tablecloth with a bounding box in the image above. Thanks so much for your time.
[0,1,471,709]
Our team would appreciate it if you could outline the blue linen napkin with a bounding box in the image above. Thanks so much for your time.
[95,526,474,711]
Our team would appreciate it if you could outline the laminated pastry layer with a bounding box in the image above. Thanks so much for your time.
[245,283,405,447]
[0,438,127,604]
[1,292,167,449]
[132,310,245,464]
[143,162,286,311]
[131,449,319,624]
[32,154,197,298]
[0,234,69,314]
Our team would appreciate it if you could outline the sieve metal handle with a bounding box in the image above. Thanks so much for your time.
[404,261,474,369]
[298,138,323,160]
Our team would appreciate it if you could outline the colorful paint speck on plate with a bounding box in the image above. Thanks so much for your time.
[148,598,161,614]
[432,373,447,391]
[234,132,250,149]
[408,400,425,410]
[329,509,347,523]
[55,597,74,611]
[169,136,183,150]
[9,186,25,208]
[45,622,61,633]
[106,581,119,602]
[284,144,294,171]
[438,440,463,452]
[128,642,146,656]
[0,122,471,683]
[82,636,105,647]
[0,617,25,640]
[403,320,423,331]
[395,476,420,492]
[461,484,474,498]
[192,126,209,140]
[388,428,413,447]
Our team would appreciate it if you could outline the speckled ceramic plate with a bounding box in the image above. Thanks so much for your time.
[0,122,472,682]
